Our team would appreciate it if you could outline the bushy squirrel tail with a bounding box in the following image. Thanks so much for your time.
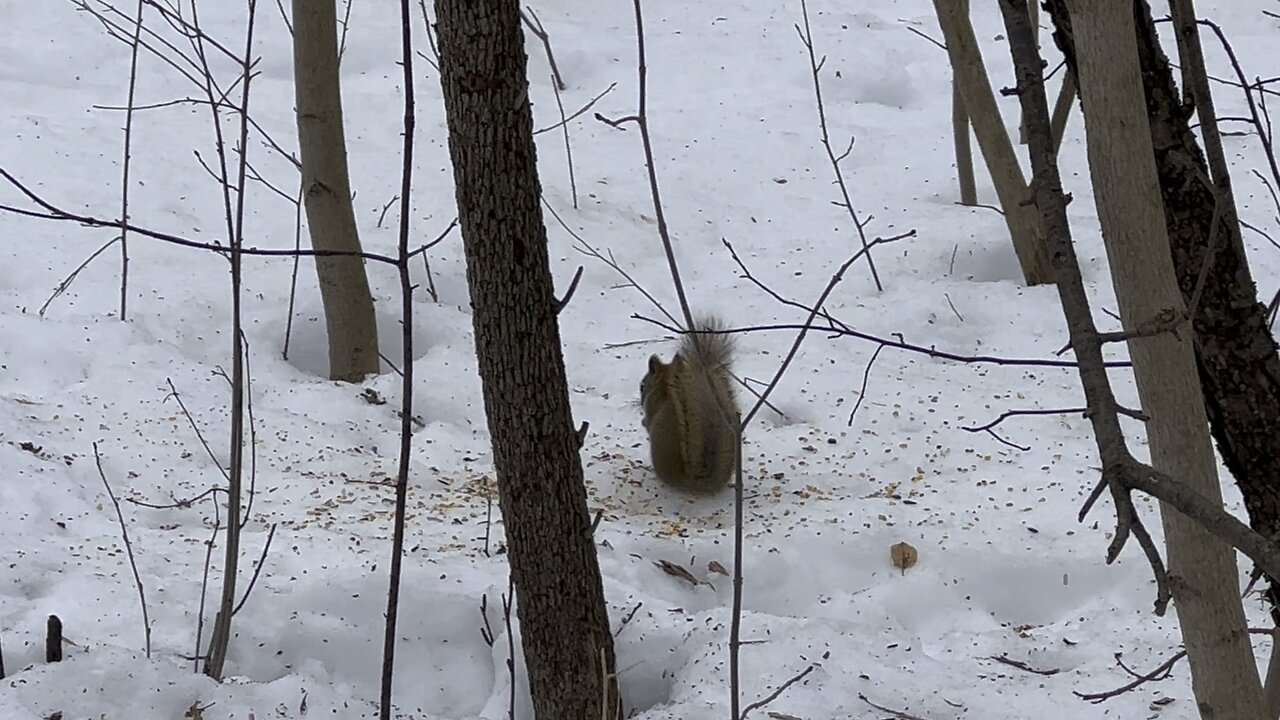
[641,317,740,492]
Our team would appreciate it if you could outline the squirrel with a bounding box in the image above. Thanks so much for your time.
[640,318,741,493]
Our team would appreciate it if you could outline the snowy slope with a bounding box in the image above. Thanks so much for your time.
[1,0,1278,718]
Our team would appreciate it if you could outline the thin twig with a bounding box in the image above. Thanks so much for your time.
[1076,650,1186,702]
[554,202,678,328]
[74,0,300,169]
[415,0,440,71]
[847,343,885,426]
[552,72,577,208]
[126,486,220,511]
[555,266,584,313]
[1197,20,1280,221]
[904,24,946,50]
[520,7,565,91]
[38,235,122,318]
[93,442,152,658]
[380,0,417,713]
[337,0,354,64]
[858,694,931,720]
[192,485,222,671]
[504,575,516,720]
[600,0,695,330]
[282,178,304,360]
[273,0,290,34]
[1076,628,1276,703]
[740,663,817,719]
[377,195,399,229]
[163,378,230,481]
[796,0,884,291]
[614,602,643,638]
[231,523,277,615]
[985,654,1060,676]
[962,406,1148,434]
[0,167,446,265]
[533,82,616,136]
[117,0,146,320]
[239,330,258,527]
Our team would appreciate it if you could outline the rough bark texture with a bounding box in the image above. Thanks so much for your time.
[1060,1,1266,717]
[1167,0,1280,620]
[293,0,380,382]
[432,1,620,717]
[933,0,1053,285]
[1048,0,1280,622]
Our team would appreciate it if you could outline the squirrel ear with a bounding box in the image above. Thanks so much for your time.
[648,354,664,372]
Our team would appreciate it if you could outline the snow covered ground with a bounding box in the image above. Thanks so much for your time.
[1,0,1277,717]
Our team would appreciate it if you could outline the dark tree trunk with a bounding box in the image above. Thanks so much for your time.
[432,1,620,718]
[1046,0,1280,617]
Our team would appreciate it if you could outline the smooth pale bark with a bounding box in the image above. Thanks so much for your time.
[1064,1,1266,717]
[433,0,620,717]
[952,78,977,206]
[933,0,1053,285]
[293,0,380,382]
[1016,0,1037,144]
[1049,69,1076,154]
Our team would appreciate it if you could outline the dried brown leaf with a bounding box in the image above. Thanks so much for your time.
[890,541,918,574]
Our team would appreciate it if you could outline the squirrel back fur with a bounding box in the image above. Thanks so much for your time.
[640,318,740,493]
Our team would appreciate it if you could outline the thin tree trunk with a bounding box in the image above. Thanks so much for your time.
[933,0,1053,286]
[293,0,380,382]
[952,81,977,206]
[432,1,620,717]
[1050,69,1076,153]
[1017,0,1037,144]
[952,0,977,206]
[1062,0,1267,717]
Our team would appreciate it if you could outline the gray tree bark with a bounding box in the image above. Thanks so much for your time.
[293,0,380,382]
[951,0,977,206]
[432,1,620,717]
[933,0,1053,285]
[1164,0,1280,623]
[1063,0,1266,717]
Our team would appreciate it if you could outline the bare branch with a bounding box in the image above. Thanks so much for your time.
[847,342,884,426]
[520,6,566,91]
[797,0,884,291]
[230,523,277,615]
[380,0,419,713]
[985,654,1060,676]
[858,693,931,720]
[38,236,122,318]
[551,70,577,208]
[93,442,152,659]
[534,82,616,136]
[739,663,817,719]
[555,266,584,313]
[0,167,450,264]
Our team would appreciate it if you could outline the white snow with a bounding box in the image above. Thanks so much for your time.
[1,0,1278,718]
